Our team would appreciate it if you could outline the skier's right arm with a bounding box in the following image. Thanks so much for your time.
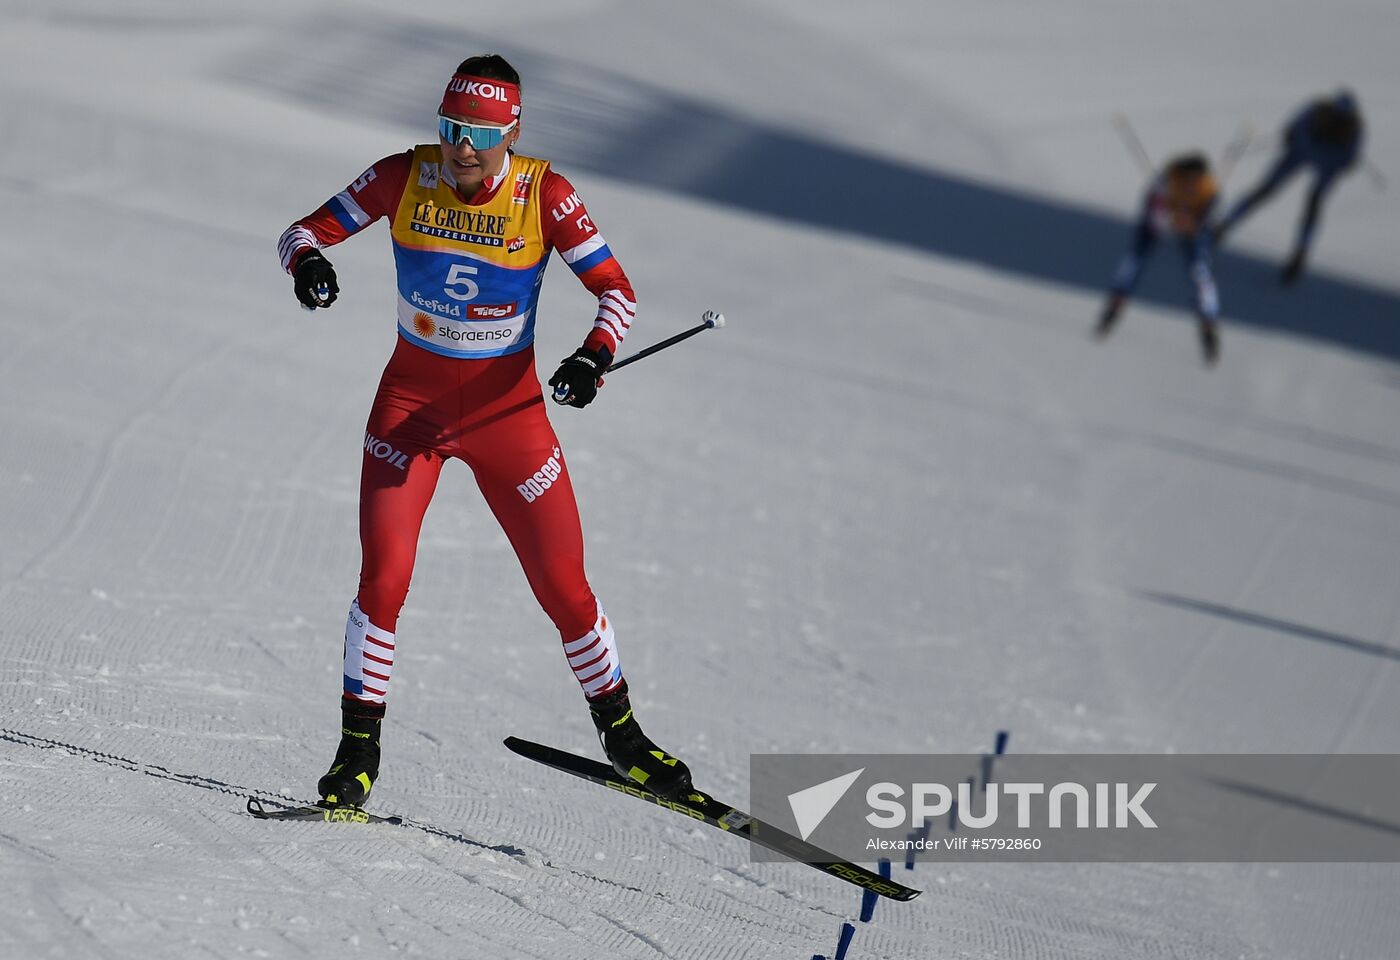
[277,151,412,309]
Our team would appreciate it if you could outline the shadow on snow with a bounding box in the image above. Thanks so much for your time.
[226,22,1400,361]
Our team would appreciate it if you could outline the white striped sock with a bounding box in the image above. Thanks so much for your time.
[564,602,621,698]
[342,600,396,704]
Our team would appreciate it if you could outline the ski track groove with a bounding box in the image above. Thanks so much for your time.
[243,629,291,671]
[419,840,651,960]
[397,775,837,956]
[11,821,184,960]
[1,727,516,858]
[0,828,59,863]
[50,901,125,960]
[1,335,236,597]
[6,725,812,957]
[1072,460,1178,751]
[213,385,343,593]
[1322,567,1400,752]
[510,792,835,927]
[1161,480,1304,707]
[195,823,328,960]
[219,805,543,957]
[593,911,675,960]
[130,420,207,574]
[712,862,847,923]
[322,838,469,955]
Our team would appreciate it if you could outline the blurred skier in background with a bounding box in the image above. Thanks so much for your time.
[1095,152,1222,366]
[275,54,693,809]
[1212,90,1364,284]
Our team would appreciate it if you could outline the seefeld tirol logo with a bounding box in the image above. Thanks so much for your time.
[411,290,461,317]
[467,302,516,319]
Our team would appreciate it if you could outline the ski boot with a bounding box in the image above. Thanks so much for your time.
[1094,293,1126,341]
[588,680,693,800]
[1198,317,1220,367]
[317,698,384,807]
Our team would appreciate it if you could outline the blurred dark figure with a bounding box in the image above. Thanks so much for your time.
[1213,91,1364,284]
[1096,153,1222,366]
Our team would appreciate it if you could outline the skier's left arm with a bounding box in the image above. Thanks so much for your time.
[542,169,637,407]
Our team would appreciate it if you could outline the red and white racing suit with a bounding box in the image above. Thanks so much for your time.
[278,146,636,706]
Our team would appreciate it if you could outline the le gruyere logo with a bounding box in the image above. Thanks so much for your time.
[409,201,508,247]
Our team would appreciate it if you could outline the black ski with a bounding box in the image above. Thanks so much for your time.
[503,736,921,902]
[245,796,403,824]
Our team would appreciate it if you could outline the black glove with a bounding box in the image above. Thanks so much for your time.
[293,249,339,310]
[548,346,612,408]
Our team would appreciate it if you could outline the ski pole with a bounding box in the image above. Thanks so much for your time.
[1363,158,1389,192]
[1111,113,1155,177]
[608,309,726,372]
[553,310,726,402]
[1216,121,1255,184]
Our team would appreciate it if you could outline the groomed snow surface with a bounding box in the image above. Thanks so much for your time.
[3,2,1400,958]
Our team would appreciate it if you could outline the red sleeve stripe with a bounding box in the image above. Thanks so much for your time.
[597,318,625,344]
[593,318,624,347]
[598,301,633,329]
[600,290,636,318]
[595,290,634,347]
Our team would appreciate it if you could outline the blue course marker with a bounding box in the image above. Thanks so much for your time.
[906,818,932,870]
[856,862,890,923]
[860,859,892,921]
[983,731,1010,790]
[860,884,878,923]
[833,923,857,960]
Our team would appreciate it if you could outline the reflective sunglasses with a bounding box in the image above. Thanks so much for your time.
[437,115,517,150]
